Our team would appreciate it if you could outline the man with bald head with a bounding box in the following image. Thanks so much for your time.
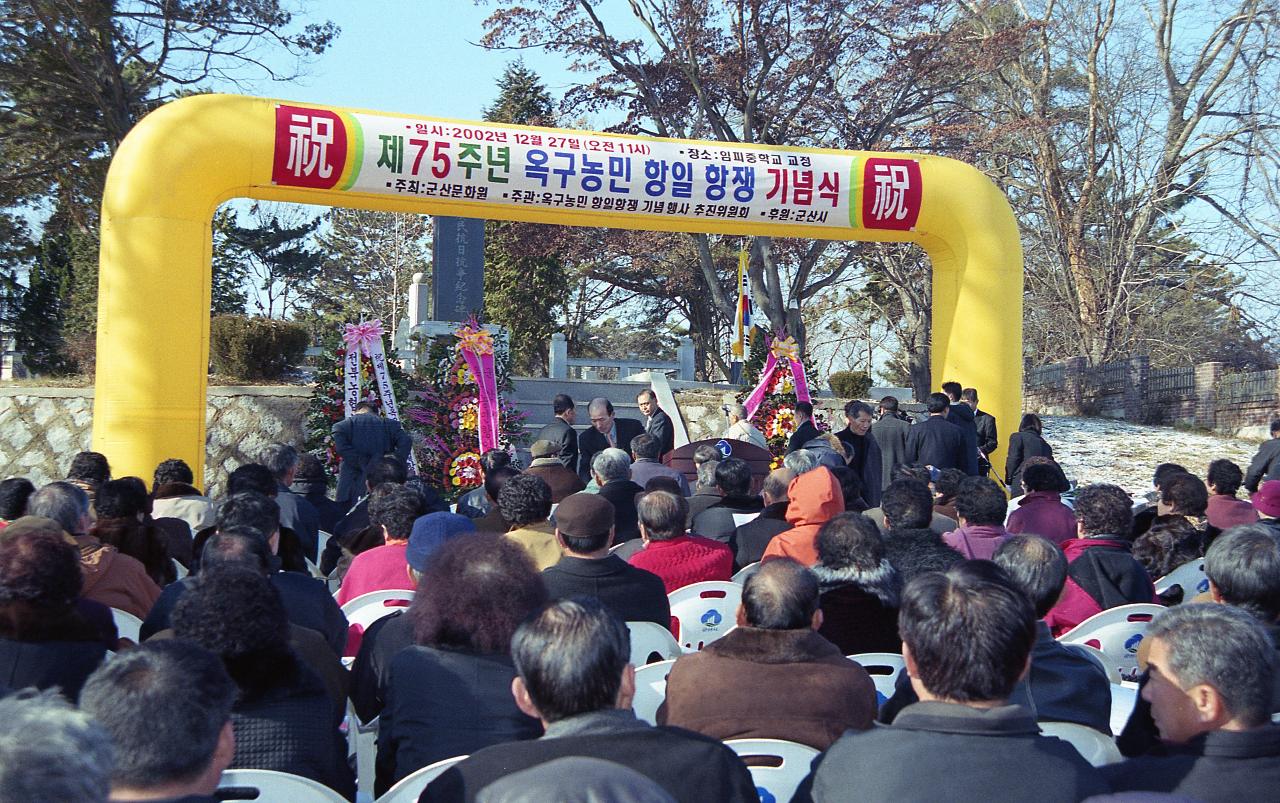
[577,397,645,482]
[659,558,876,749]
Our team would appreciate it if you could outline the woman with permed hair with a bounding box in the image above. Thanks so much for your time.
[375,533,548,796]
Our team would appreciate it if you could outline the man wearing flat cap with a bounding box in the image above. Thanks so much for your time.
[541,493,671,630]
[524,439,586,503]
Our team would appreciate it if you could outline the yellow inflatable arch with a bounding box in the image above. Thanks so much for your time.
[94,94,1022,487]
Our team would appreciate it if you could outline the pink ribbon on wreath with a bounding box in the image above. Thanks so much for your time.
[341,319,400,422]
[456,322,499,454]
[745,333,811,421]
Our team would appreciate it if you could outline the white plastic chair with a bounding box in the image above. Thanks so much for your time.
[1154,558,1209,597]
[1109,682,1139,736]
[1038,721,1123,767]
[376,755,468,802]
[725,739,820,803]
[668,581,742,651]
[1059,604,1165,681]
[1061,642,1123,684]
[340,589,416,631]
[627,621,681,666]
[218,769,348,801]
[632,659,676,725]
[172,558,188,580]
[111,607,143,644]
[344,702,378,801]
[848,652,906,704]
[731,562,761,584]
[317,529,333,561]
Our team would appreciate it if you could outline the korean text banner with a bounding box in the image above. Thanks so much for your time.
[272,105,923,232]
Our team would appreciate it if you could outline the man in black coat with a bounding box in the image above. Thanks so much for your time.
[637,389,675,456]
[1104,604,1280,800]
[332,402,413,504]
[420,597,757,803]
[941,381,980,475]
[535,394,579,471]
[787,401,822,454]
[796,564,1108,803]
[577,398,645,483]
[734,467,794,568]
[835,400,883,508]
[904,393,965,471]
[961,388,998,476]
[539,493,670,629]
[1245,418,1280,493]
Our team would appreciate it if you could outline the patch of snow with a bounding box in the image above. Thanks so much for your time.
[1040,416,1263,499]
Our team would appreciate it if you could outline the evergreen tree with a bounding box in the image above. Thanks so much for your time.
[481,61,568,375]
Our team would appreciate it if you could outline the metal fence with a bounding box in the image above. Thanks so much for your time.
[1147,366,1195,398]
[1026,363,1066,387]
[1096,361,1128,394]
[1218,369,1277,403]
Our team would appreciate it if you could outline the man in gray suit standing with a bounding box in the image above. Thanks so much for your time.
[332,401,413,504]
[871,396,912,493]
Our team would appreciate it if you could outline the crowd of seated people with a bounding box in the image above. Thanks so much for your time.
[2,414,1280,803]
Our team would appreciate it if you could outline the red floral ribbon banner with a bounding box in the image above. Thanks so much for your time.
[342,320,401,421]
[745,334,812,420]
[456,323,499,454]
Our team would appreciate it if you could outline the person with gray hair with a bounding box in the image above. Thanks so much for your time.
[0,690,111,803]
[660,558,876,750]
[722,402,767,450]
[593,448,644,544]
[577,397,645,483]
[80,641,237,802]
[735,466,796,568]
[421,598,758,803]
[1104,604,1280,798]
[783,449,820,477]
[629,490,731,592]
[26,481,161,620]
[259,444,321,563]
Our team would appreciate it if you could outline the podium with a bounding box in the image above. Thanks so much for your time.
[664,439,775,495]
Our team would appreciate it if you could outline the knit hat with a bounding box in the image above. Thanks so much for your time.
[553,493,615,540]
[530,439,560,459]
[1253,480,1280,518]
[406,512,476,571]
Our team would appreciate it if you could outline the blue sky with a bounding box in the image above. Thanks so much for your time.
[230,1,579,121]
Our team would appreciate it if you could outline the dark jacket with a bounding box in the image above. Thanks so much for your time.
[0,602,107,701]
[692,494,765,545]
[658,627,876,750]
[228,652,354,798]
[787,419,822,454]
[420,709,759,803]
[141,572,348,656]
[597,479,645,543]
[1245,438,1280,493]
[799,702,1110,803]
[834,429,884,507]
[525,459,586,502]
[812,562,901,655]
[290,477,348,534]
[542,555,670,629]
[645,408,675,457]
[904,415,965,471]
[882,527,964,583]
[974,409,998,458]
[275,484,321,563]
[1006,430,1054,490]
[1044,536,1156,637]
[734,501,791,569]
[871,414,911,492]
[377,645,542,796]
[629,459,690,496]
[879,622,1112,735]
[151,516,194,570]
[332,413,413,504]
[349,610,414,723]
[536,417,579,470]
[945,402,981,476]
[1105,726,1280,802]
[578,418,646,482]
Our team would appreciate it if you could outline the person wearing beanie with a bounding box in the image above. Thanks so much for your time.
[1252,480,1280,540]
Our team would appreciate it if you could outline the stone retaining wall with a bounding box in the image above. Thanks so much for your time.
[0,386,311,495]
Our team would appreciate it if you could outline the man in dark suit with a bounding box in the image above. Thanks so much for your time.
[590,448,645,543]
[577,398,645,483]
[871,396,912,492]
[961,388,998,477]
[941,381,980,476]
[1245,419,1280,493]
[835,400,883,508]
[332,402,413,504]
[535,394,578,470]
[787,401,821,454]
[540,492,670,629]
[637,389,675,456]
[904,393,965,470]
[421,596,758,803]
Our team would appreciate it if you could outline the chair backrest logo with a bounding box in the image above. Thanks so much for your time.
[701,609,723,627]
[1124,633,1144,653]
